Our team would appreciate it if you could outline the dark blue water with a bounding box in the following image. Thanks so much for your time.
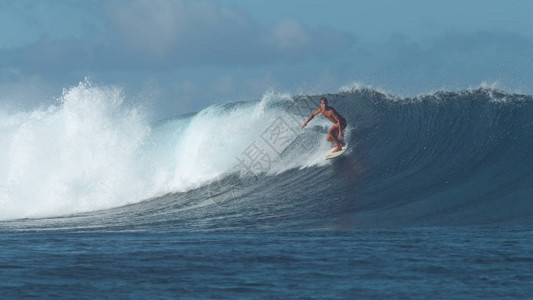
[1,88,532,298]
[1,227,532,299]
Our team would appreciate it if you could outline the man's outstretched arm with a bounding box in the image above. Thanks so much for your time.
[302,108,320,128]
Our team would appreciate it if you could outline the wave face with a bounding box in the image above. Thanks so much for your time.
[1,83,533,231]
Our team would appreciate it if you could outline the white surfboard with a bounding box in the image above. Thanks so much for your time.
[324,144,348,160]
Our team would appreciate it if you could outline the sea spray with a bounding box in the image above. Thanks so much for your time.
[0,83,330,221]
[0,81,151,220]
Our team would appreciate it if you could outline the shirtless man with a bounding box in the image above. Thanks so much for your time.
[301,97,347,152]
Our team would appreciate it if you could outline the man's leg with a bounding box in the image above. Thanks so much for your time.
[339,122,347,147]
[328,127,342,152]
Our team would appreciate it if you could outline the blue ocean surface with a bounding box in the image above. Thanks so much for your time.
[1,86,532,298]
[1,228,532,298]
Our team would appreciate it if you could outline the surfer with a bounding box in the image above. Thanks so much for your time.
[301,97,347,152]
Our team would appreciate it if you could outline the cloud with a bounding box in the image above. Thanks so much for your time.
[102,0,354,66]
[211,74,237,95]
[0,0,355,75]
[269,19,311,50]
[105,0,237,58]
[344,30,533,94]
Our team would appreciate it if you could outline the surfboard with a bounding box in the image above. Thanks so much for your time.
[324,144,348,160]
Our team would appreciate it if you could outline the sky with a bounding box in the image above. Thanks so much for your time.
[1,0,533,118]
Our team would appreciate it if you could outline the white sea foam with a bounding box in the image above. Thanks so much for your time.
[0,81,152,220]
[0,82,330,221]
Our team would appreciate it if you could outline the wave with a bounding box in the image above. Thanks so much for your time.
[1,82,533,230]
[0,81,334,221]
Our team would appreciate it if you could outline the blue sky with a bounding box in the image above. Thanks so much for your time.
[1,0,533,118]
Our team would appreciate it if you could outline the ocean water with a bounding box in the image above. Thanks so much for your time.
[1,227,531,299]
[1,83,532,298]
